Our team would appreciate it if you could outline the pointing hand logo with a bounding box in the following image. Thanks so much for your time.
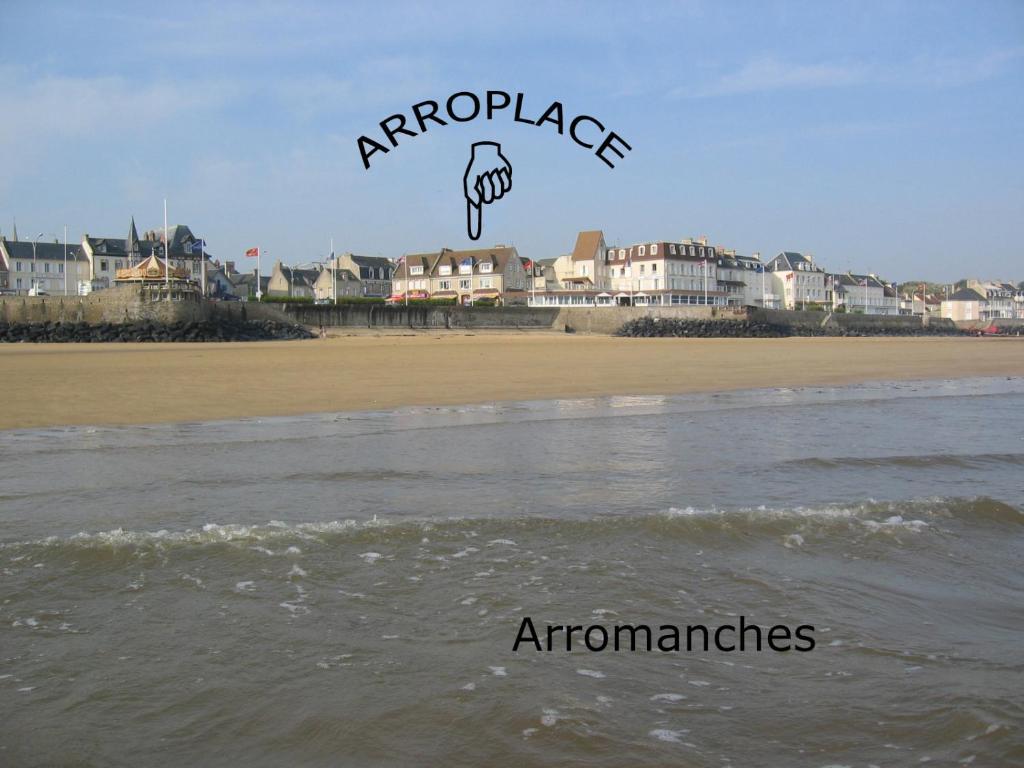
[463,141,512,241]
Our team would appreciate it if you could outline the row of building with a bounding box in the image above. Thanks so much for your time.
[2,221,1021,320]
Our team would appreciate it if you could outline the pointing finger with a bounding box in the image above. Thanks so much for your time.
[496,167,511,195]
[487,170,505,201]
[477,173,495,204]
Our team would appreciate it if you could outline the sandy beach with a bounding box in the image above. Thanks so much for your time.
[2,334,1022,430]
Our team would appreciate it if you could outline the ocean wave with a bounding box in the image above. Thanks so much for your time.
[784,452,1024,471]
[2,498,1018,558]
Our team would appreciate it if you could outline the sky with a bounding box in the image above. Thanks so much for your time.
[1,0,1022,282]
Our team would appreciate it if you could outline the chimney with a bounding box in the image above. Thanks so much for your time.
[699,235,708,246]
[225,261,235,274]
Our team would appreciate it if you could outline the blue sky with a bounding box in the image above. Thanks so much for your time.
[1,0,1022,281]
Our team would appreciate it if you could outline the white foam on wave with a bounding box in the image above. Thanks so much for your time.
[234,581,256,592]
[648,729,689,744]
[359,552,382,564]
[650,693,687,702]
[488,666,507,677]
[576,669,606,679]
[540,708,560,727]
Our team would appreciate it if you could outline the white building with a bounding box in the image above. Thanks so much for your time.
[831,273,899,315]
[767,252,828,310]
[0,236,91,295]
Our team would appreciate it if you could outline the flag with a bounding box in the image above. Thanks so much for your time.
[190,240,206,254]
[755,263,764,273]
[245,247,259,258]
[523,259,533,270]
[786,273,794,281]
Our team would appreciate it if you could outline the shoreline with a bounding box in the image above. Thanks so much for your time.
[2,335,1023,431]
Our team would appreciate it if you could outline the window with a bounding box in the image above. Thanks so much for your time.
[439,279,451,290]
[394,280,403,291]
[58,263,64,273]
[439,265,451,276]
[479,262,492,273]
[619,250,625,259]
[638,245,646,257]
[410,265,423,275]
[101,260,109,271]
[652,264,658,273]
[651,244,658,256]
[16,278,22,288]
[44,263,50,273]
[670,244,676,255]
[116,260,123,269]
[479,277,493,289]
[459,278,471,290]
[16,261,22,271]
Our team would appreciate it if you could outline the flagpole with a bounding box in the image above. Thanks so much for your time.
[63,224,68,296]
[257,248,262,301]
[200,239,207,297]
[163,198,169,289]
[331,237,336,306]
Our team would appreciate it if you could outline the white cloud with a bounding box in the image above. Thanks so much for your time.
[673,47,1024,99]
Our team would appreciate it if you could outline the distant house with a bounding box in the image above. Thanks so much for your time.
[268,262,322,298]
[330,253,394,297]
[941,287,987,322]
[392,245,528,305]
[899,289,943,317]
[313,265,361,301]
[830,273,899,315]
[767,252,828,310]
[0,236,90,294]
[942,282,1019,322]
[231,270,270,300]
[206,260,238,297]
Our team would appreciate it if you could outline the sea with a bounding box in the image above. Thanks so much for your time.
[1,377,1022,767]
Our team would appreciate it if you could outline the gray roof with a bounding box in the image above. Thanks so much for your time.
[347,254,395,270]
[833,273,886,291]
[1,238,88,262]
[769,251,823,273]
[279,266,321,288]
[949,287,985,301]
[86,224,206,258]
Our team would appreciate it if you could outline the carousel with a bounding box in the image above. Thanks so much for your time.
[114,254,197,299]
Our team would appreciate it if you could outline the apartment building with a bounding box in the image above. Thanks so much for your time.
[0,236,90,294]
[391,245,528,304]
[767,252,828,310]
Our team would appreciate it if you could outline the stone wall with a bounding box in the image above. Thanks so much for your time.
[0,285,209,325]
[272,303,560,330]
[749,308,958,334]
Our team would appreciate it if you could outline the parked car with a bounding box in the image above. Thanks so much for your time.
[28,287,49,297]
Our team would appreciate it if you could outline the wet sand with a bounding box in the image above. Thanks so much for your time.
[2,334,1022,430]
